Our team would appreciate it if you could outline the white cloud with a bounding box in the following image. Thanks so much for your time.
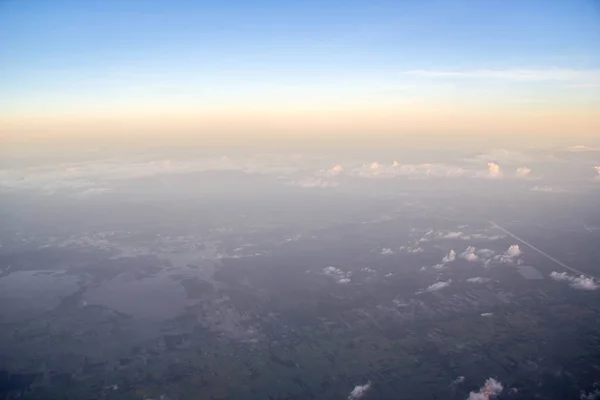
[355,162,468,179]
[440,231,465,239]
[460,246,479,262]
[290,178,338,189]
[404,68,600,83]
[380,248,394,255]
[348,381,371,400]
[398,245,424,254]
[515,167,531,178]
[477,249,496,259]
[443,249,457,263]
[506,245,521,258]
[481,312,494,317]
[550,272,598,290]
[467,378,503,400]
[323,266,353,284]
[426,280,452,292]
[594,166,600,181]
[467,277,491,284]
[318,164,344,177]
[487,162,502,179]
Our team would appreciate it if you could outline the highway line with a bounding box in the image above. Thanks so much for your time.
[489,220,597,280]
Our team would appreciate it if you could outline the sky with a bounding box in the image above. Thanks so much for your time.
[1,0,600,142]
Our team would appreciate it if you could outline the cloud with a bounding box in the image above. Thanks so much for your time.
[348,381,371,400]
[433,249,457,269]
[399,245,424,254]
[550,272,598,290]
[323,266,352,284]
[481,312,494,317]
[426,280,452,292]
[581,389,600,400]
[467,378,503,400]
[506,245,521,257]
[515,167,531,178]
[442,249,457,263]
[354,162,468,179]
[594,166,600,181]
[467,277,491,283]
[380,248,394,255]
[318,164,344,177]
[531,185,568,193]
[403,68,600,82]
[434,231,504,241]
[289,178,338,189]
[460,246,479,262]
[487,245,522,266]
[452,376,466,385]
[568,145,600,152]
[487,162,502,179]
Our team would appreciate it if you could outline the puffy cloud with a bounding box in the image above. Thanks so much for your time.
[506,245,521,258]
[467,277,491,284]
[433,249,457,270]
[550,272,598,290]
[460,246,479,262]
[318,164,344,177]
[487,162,502,179]
[481,312,494,317]
[348,381,371,400]
[488,245,523,265]
[426,280,452,292]
[595,166,600,180]
[323,266,352,284]
[443,249,457,263]
[515,167,531,178]
[380,248,394,255]
[467,378,503,400]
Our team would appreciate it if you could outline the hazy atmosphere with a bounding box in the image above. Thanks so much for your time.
[1,1,600,400]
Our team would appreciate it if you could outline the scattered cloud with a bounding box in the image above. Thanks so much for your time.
[380,248,394,255]
[399,244,424,254]
[323,266,353,284]
[468,378,503,400]
[460,246,479,262]
[481,312,494,317]
[467,277,491,284]
[515,167,531,178]
[594,166,600,181]
[426,280,452,292]
[550,272,598,290]
[434,231,504,241]
[348,381,371,400]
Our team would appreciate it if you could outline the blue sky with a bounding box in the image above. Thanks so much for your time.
[1,0,599,135]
